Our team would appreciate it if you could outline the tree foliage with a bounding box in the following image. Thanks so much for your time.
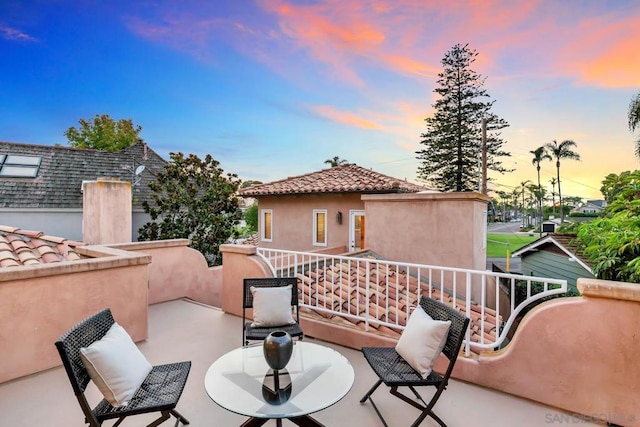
[575,170,640,282]
[244,203,258,232]
[324,156,348,167]
[416,43,511,192]
[138,152,242,266]
[531,146,551,224]
[544,139,580,223]
[628,91,640,158]
[64,114,142,151]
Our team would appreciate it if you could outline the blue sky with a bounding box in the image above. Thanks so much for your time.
[1,0,639,200]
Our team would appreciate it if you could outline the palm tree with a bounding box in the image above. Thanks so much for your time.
[628,91,640,158]
[530,146,551,231]
[520,180,530,227]
[511,188,520,222]
[544,140,581,224]
[324,156,348,167]
[549,177,557,215]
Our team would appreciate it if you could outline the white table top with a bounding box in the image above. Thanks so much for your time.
[204,341,355,419]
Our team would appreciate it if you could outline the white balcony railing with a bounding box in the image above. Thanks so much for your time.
[257,248,568,356]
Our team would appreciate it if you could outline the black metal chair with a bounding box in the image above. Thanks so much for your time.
[360,296,470,427]
[55,308,191,427]
[243,277,304,346]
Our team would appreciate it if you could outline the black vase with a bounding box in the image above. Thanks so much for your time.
[263,331,293,371]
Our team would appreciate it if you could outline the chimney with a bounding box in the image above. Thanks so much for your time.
[82,178,132,244]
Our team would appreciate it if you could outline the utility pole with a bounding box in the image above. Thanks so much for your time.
[481,119,487,195]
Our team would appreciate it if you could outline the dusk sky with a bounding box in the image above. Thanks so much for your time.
[2,1,639,200]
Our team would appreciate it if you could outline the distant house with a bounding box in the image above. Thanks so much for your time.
[238,163,430,254]
[511,233,595,293]
[571,200,606,215]
[0,141,166,241]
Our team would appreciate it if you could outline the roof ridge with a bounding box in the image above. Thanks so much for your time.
[240,163,431,196]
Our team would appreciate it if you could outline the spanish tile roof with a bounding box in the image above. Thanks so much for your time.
[0,226,83,268]
[239,163,432,196]
[295,259,499,355]
[0,141,166,209]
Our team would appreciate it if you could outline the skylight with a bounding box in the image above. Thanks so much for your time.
[0,154,42,178]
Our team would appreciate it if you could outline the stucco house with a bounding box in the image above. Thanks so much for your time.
[238,164,430,254]
[239,163,491,271]
[511,233,595,292]
[0,140,166,241]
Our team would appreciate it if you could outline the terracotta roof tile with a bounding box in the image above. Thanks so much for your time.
[295,260,501,353]
[242,233,259,246]
[239,164,433,196]
[0,258,19,268]
[0,226,84,268]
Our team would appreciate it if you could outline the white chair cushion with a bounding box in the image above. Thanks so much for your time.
[80,322,152,407]
[395,304,451,379]
[251,284,296,327]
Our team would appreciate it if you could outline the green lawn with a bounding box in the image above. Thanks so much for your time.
[486,233,539,258]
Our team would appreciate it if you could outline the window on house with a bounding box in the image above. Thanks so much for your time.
[0,154,42,178]
[261,209,272,242]
[313,209,327,246]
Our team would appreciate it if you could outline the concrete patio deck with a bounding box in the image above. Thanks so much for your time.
[0,299,602,426]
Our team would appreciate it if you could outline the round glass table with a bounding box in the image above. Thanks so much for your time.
[204,341,355,426]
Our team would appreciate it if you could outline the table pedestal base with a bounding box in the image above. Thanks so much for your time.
[240,415,325,427]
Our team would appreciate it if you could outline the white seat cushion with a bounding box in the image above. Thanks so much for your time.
[80,322,152,407]
[395,304,451,379]
[251,284,296,327]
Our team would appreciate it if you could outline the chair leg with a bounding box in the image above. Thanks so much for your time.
[360,380,390,427]
[171,409,190,425]
[147,411,170,427]
[359,379,383,403]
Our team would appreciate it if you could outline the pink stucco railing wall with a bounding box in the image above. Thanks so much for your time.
[0,239,222,384]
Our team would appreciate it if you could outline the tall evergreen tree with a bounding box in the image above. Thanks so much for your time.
[416,43,511,191]
[628,91,640,158]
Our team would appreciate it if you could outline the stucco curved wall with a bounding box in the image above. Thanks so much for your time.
[113,239,223,307]
[452,279,640,425]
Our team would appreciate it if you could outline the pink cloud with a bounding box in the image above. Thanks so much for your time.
[310,105,384,129]
[124,0,640,91]
[0,23,38,42]
[559,15,640,88]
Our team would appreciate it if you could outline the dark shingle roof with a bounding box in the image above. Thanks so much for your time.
[239,163,432,196]
[0,141,166,209]
[511,233,593,273]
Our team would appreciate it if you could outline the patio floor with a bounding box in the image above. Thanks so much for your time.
[0,299,602,426]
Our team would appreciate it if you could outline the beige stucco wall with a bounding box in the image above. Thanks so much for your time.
[256,194,362,252]
[0,245,150,383]
[112,239,223,307]
[362,192,489,270]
